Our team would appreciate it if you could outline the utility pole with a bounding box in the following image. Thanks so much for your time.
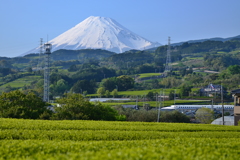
[211,99,214,111]
[162,89,165,108]
[43,43,52,102]
[174,89,176,105]
[136,96,138,109]
[157,90,162,122]
[221,84,224,125]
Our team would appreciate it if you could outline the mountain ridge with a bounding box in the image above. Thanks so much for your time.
[171,35,240,46]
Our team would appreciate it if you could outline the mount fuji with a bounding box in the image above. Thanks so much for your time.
[22,16,161,56]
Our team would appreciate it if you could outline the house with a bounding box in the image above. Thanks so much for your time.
[200,84,225,97]
[231,89,240,125]
[122,105,139,110]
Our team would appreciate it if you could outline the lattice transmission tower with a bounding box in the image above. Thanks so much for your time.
[37,38,44,70]
[164,37,172,75]
[43,43,52,102]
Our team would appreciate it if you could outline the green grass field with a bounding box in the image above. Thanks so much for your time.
[101,99,210,107]
[88,88,202,102]
[137,72,162,79]
[0,75,41,89]
[0,118,239,159]
[89,89,181,98]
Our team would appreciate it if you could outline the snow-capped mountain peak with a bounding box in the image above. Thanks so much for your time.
[22,16,161,55]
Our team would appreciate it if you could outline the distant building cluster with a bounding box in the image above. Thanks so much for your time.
[200,84,225,97]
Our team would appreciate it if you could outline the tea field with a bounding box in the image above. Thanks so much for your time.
[0,118,240,159]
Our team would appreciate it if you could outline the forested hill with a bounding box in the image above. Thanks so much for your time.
[50,49,116,61]
[102,39,240,71]
[1,39,240,96]
[0,39,240,71]
[172,39,240,54]
[171,35,240,46]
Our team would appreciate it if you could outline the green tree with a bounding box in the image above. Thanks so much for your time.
[105,90,110,98]
[3,85,14,93]
[146,91,155,101]
[83,91,88,97]
[100,77,118,91]
[227,65,240,75]
[112,89,118,98]
[0,90,51,119]
[0,60,12,68]
[160,77,181,88]
[100,75,134,92]
[97,87,105,98]
[114,106,158,122]
[160,111,190,123]
[179,85,192,98]
[195,107,214,124]
[54,93,118,120]
[71,80,96,94]
[151,79,160,89]
[117,75,134,91]
[168,90,174,100]
[27,67,32,73]
[51,79,69,96]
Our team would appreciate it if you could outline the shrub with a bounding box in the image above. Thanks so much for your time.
[0,90,51,119]
[54,93,118,120]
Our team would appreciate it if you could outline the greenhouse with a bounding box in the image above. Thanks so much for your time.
[211,116,234,126]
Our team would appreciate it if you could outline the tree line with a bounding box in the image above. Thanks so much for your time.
[0,90,191,123]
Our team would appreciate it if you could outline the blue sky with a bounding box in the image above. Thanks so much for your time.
[0,0,240,57]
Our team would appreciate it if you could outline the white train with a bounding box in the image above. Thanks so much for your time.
[161,105,234,111]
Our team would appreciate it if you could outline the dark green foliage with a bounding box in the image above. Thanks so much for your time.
[107,50,152,68]
[114,106,190,123]
[160,111,190,123]
[176,40,240,54]
[151,79,160,89]
[51,49,115,61]
[54,93,118,120]
[168,90,174,100]
[155,45,182,62]
[184,74,203,84]
[114,106,158,122]
[52,60,80,69]
[26,67,32,73]
[50,79,70,96]
[50,73,72,85]
[0,68,15,76]
[100,77,118,91]
[0,60,13,68]
[137,64,156,73]
[227,65,240,75]
[100,75,134,91]
[71,80,96,94]
[146,91,155,101]
[116,75,134,91]
[71,67,116,82]
[204,54,239,71]
[68,61,99,72]
[179,85,192,98]
[0,90,51,119]
[160,77,181,88]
